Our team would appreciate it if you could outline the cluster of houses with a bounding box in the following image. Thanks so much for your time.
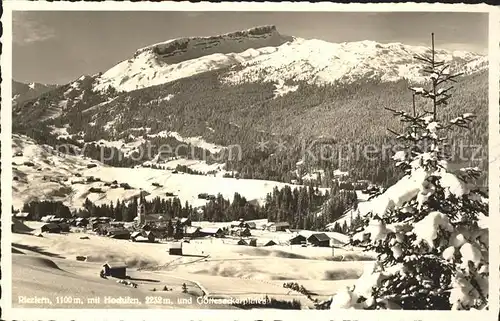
[235,232,339,248]
[289,232,333,247]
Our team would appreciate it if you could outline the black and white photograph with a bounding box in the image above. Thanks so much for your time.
[2,2,494,317]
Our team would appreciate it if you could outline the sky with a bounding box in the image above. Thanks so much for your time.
[13,11,488,85]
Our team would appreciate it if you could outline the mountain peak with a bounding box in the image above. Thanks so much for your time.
[94,25,293,92]
[133,25,291,64]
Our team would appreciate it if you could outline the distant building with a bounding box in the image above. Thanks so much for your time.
[130,231,142,240]
[179,218,192,226]
[184,226,201,238]
[268,222,290,232]
[237,239,248,245]
[307,233,331,247]
[41,215,56,223]
[289,234,307,245]
[200,227,224,238]
[108,229,131,240]
[13,212,30,221]
[131,231,156,243]
[41,223,62,233]
[74,217,89,227]
[58,223,71,233]
[246,222,257,229]
[102,262,127,278]
[230,227,251,237]
[133,213,170,225]
[230,219,250,229]
[49,217,67,224]
[248,239,257,247]
[264,240,277,247]
[169,243,183,256]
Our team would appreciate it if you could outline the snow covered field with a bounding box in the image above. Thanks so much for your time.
[12,221,373,309]
[12,134,321,211]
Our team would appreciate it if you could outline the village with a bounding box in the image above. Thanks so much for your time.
[11,195,369,309]
[13,200,349,259]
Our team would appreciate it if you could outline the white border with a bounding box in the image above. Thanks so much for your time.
[1,1,498,320]
[487,6,500,318]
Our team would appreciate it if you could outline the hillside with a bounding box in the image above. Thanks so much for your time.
[13,26,488,188]
[13,80,58,106]
[12,133,321,211]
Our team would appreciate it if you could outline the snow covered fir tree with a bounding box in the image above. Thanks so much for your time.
[326,34,489,310]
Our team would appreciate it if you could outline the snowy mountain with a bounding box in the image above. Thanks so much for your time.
[92,25,486,93]
[94,25,293,92]
[13,25,488,209]
[12,80,58,106]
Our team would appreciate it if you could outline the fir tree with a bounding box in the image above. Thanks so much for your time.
[328,33,488,310]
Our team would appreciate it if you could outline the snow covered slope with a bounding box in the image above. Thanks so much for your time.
[12,133,306,211]
[93,26,486,93]
[224,39,487,86]
[12,80,58,105]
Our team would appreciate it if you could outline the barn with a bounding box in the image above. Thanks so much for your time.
[102,262,127,278]
[237,239,248,245]
[58,223,71,233]
[268,222,290,232]
[184,226,201,238]
[179,217,192,226]
[246,222,257,229]
[41,223,62,233]
[74,217,89,227]
[13,212,30,221]
[289,234,307,245]
[230,227,251,237]
[200,227,224,238]
[108,229,131,240]
[130,230,155,242]
[169,243,183,256]
[130,231,142,241]
[307,233,331,247]
[264,240,277,247]
[41,215,56,223]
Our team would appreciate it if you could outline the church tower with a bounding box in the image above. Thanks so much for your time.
[137,190,146,226]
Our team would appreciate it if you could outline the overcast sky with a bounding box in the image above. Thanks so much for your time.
[13,11,488,85]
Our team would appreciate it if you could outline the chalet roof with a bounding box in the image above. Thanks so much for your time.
[200,227,222,234]
[130,231,142,238]
[14,212,29,218]
[103,262,127,269]
[108,229,130,236]
[230,226,249,232]
[42,223,60,229]
[185,226,201,234]
[289,234,307,240]
[133,214,168,221]
[270,222,290,227]
[308,233,330,242]
[49,218,66,223]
